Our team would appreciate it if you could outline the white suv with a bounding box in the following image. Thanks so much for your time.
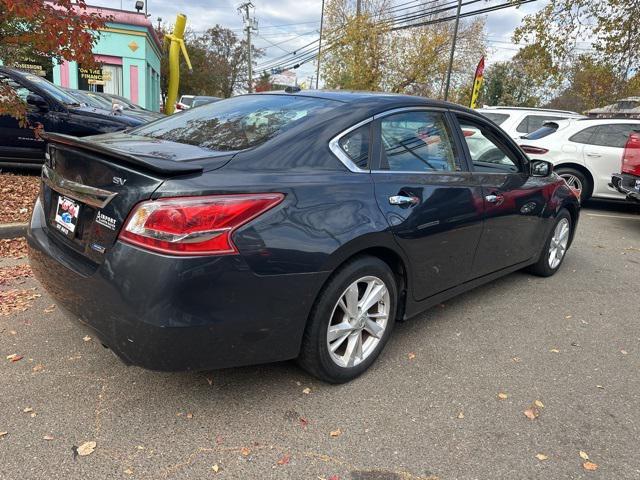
[518,118,640,201]
[477,107,585,139]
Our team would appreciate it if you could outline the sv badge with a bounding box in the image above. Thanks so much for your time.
[112,176,127,186]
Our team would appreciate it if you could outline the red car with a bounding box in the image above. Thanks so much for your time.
[611,131,640,203]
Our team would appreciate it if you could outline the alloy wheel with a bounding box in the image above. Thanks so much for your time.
[327,276,390,368]
[560,173,583,193]
[548,218,570,269]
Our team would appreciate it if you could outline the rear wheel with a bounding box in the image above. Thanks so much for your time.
[555,167,592,202]
[298,256,397,383]
[527,209,572,277]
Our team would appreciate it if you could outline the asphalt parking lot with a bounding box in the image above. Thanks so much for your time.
[1,200,639,480]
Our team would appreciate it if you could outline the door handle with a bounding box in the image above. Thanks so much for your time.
[389,195,418,206]
[485,193,504,204]
[586,152,601,158]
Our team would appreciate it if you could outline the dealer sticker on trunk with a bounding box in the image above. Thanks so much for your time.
[54,195,80,234]
[95,211,117,230]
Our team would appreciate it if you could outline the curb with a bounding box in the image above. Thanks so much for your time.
[0,223,28,239]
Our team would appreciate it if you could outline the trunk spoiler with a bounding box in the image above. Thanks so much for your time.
[41,132,204,176]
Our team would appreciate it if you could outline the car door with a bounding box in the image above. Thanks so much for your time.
[370,108,484,301]
[454,113,547,277]
[0,73,45,161]
[582,123,640,196]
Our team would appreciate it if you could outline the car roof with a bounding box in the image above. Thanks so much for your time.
[478,106,581,115]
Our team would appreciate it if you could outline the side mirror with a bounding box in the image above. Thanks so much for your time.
[530,159,553,177]
[26,93,49,112]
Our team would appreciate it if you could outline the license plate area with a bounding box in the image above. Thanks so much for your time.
[53,195,81,238]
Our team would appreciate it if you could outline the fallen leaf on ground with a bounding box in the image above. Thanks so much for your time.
[32,364,44,372]
[583,461,598,471]
[9,330,17,335]
[212,464,220,473]
[550,348,560,353]
[0,173,39,224]
[23,407,33,413]
[0,288,41,316]
[300,416,309,428]
[0,264,33,286]
[206,376,214,386]
[43,435,54,441]
[534,400,544,408]
[136,445,145,450]
[457,411,465,419]
[408,352,416,360]
[215,435,223,445]
[277,453,291,465]
[620,350,628,355]
[186,412,193,419]
[44,304,56,314]
[302,387,311,394]
[512,357,521,363]
[6,354,23,362]
[124,468,133,475]
[579,451,589,460]
[240,447,251,457]
[497,392,508,400]
[328,476,340,480]
[0,432,7,438]
[329,428,342,437]
[77,441,96,456]
[596,385,604,389]
[0,238,28,259]
[565,315,572,319]
[524,406,540,420]
[535,453,548,461]
[82,335,91,342]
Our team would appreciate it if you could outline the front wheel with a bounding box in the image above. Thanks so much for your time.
[555,167,592,202]
[298,256,397,383]
[527,209,572,277]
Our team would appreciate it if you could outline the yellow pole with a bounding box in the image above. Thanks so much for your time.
[164,14,192,115]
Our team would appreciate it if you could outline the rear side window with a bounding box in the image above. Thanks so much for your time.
[339,124,370,169]
[180,96,194,107]
[516,115,567,134]
[569,126,598,144]
[480,112,509,125]
[458,117,522,173]
[133,95,340,151]
[378,111,462,172]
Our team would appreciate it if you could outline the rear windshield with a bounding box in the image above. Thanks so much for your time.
[133,94,341,151]
[480,112,509,125]
[523,123,559,140]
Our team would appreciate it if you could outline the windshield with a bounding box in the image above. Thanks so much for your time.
[132,94,341,151]
[18,72,81,105]
[68,90,111,109]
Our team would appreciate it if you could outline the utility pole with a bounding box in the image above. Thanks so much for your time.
[356,0,362,15]
[315,0,325,89]
[443,0,462,102]
[238,2,256,93]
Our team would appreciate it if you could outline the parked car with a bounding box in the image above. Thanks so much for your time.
[174,94,195,112]
[27,91,580,383]
[519,118,640,201]
[477,106,584,139]
[95,92,165,120]
[610,130,640,203]
[192,95,222,108]
[0,67,147,168]
[64,88,163,124]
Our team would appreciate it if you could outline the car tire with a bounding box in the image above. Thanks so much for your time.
[297,256,397,383]
[527,209,572,277]
[555,167,592,202]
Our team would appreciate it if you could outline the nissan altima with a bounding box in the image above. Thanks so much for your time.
[27,91,580,383]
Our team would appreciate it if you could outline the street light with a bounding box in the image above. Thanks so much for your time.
[134,1,144,13]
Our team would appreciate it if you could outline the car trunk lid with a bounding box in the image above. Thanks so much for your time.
[39,132,233,264]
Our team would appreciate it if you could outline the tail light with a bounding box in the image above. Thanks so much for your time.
[622,131,640,176]
[175,103,183,110]
[520,145,549,155]
[119,193,284,256]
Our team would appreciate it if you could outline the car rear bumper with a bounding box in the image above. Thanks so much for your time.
[611,174,640,203]
[27,198,328,371]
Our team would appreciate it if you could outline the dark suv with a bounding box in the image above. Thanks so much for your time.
[0,67,147,168]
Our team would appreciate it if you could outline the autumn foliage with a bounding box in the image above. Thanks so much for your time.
[0,0,107,119]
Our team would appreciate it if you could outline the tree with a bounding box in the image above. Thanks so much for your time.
[481,46,555,107]
[254,71,272,92]
[320,0,486,103]
[547,56,622,112]
[514,0,640,84]
[156,24,262,100]
[0,0,106,120]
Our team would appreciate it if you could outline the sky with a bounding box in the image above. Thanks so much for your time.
[91,0,548,86]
